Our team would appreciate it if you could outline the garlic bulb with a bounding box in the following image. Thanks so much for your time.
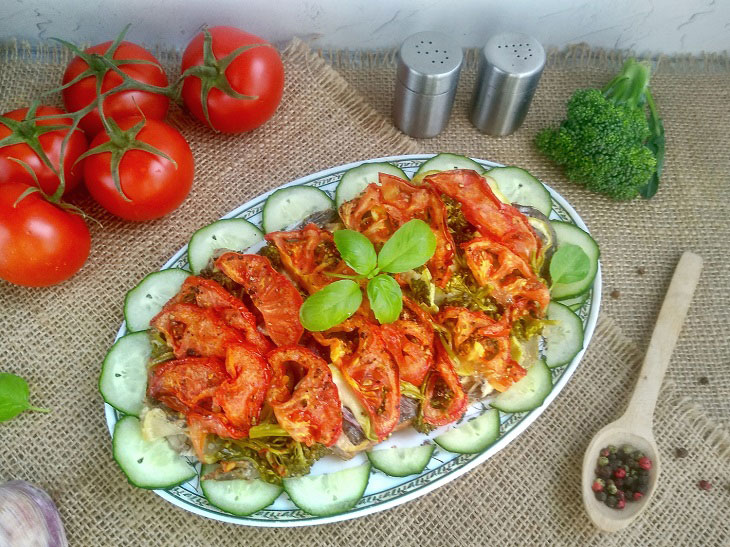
[0,481,67,547]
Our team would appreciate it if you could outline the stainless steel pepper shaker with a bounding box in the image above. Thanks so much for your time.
[470,32,545,136]
[393,31,463,138]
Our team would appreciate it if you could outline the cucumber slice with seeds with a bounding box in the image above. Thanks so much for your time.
[99,331,150,416]
[413,153,485,182]
[113,416,196,490]
[188,218,263,275]
[124,269,191,332]
[336,162,408,208]
[491,360,552,413]
[200,464,283,516]
[367,444,434,477]
[435,408,500,454]
[557,292,589,311]
[549,221,600,300]
[544,301,584,368]
[263,186,335,233]
[487,166,552,216]
[283,462,370,516]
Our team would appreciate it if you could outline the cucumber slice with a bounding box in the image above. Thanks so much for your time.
[124,269,191,332]
[549,221,600,300]
[99,332,150,416]
[487,167,552,216]
[413,153,485,182]
[435,408,500,454]
[188,218,263,275]
[367,444,434,477]
[113,416,196,489]
[200,464,283,516]
[336,162,408,208]
[544,301,584,368]
[283,462,370,516]
[558,292,589,311]
[262,186,335,233]
[491,360,552,413]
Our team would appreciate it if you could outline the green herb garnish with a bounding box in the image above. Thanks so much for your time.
[549,244,590,288]
[0,373,50,422]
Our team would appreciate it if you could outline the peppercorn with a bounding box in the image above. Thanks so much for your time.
[638,457,652,470]
[674,447,688,458]
[615,478,624,488]
[614,467,627,479]
[616,499,626,510]
[698,480,712,491]
[595,490,607,502]
[596,466,611,479]
[592,479,605,492]
[633,491,643,501]
[606,482,618,495]
[606,495,617,508]
[600,448,610,458]
[638,475,649,486]
[598,456,609,467]
[608,445,617,454]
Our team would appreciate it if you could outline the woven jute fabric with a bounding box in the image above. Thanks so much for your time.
[331,46,730,432]
[0,37,728,546]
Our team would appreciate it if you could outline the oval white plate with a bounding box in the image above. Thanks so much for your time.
[105,154,601,527]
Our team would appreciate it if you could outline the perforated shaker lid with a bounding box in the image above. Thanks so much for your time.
[397,31,464,95]
[479,32,545,94]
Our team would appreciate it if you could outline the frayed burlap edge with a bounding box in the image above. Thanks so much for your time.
[595,314,730,463]
[3,38,730,74]
[283,37,421,155]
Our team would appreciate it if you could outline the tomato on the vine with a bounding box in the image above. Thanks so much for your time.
[0,182,90,287]
[181,26,285,134]
[62,41,169,136]
[83,117,194,221]
[0,106,87,197]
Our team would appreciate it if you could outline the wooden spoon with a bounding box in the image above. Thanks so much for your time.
[581,251,703,532]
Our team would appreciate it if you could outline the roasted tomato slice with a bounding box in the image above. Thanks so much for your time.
[380,297,434,387]
[172,276,273,355]
[313,317,400,440]
[462,237,550,318]
[266,346,342,447]
[265,224,355,294]
[340,174,456,287]
[151,302,244,359]
[147,357,228,414]
[425,169,540,265]
[213,343,271,435]
[422,337,468,426]
[437,306,525,392]
[215,253,304,347]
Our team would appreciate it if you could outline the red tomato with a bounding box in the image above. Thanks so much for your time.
[0,106,87,196]
[215,253,304,347]
[425,169,540,264]
[147,356,229,415]
[265,223,356,294]
[83,117,194,221]
[422,337,467,426]
[0,183,90,287]
[181,26,285,133]
[173,276,273,355]
[266,346,342,447]
[62,41,169,136]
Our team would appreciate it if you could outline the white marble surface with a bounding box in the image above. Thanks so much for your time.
[1,0,728,54]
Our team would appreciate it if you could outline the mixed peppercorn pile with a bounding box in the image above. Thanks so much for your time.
[591,444,652,510]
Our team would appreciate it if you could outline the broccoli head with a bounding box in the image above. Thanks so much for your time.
[536,59,664,200]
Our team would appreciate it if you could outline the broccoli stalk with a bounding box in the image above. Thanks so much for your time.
[536,59,665,200]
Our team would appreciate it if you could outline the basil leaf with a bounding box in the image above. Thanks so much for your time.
[0,373,48,422]
[377,219,437,274]
[549,244,590,286]
[299,280,362,331]
[367,274,403,324]
[333,229,377,276]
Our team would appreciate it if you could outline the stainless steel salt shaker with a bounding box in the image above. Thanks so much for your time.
[470,33,545,136]
[393,31,463,138]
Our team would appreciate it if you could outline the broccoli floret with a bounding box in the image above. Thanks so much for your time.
[536,59,664,200]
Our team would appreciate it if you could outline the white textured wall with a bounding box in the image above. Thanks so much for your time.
[1,0,729,54]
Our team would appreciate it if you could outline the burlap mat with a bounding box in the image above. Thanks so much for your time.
[0,38,728,545]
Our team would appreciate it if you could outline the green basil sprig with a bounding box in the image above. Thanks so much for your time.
[0,373,50,423]
[299,219,436,331]
[549,244,590,287]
